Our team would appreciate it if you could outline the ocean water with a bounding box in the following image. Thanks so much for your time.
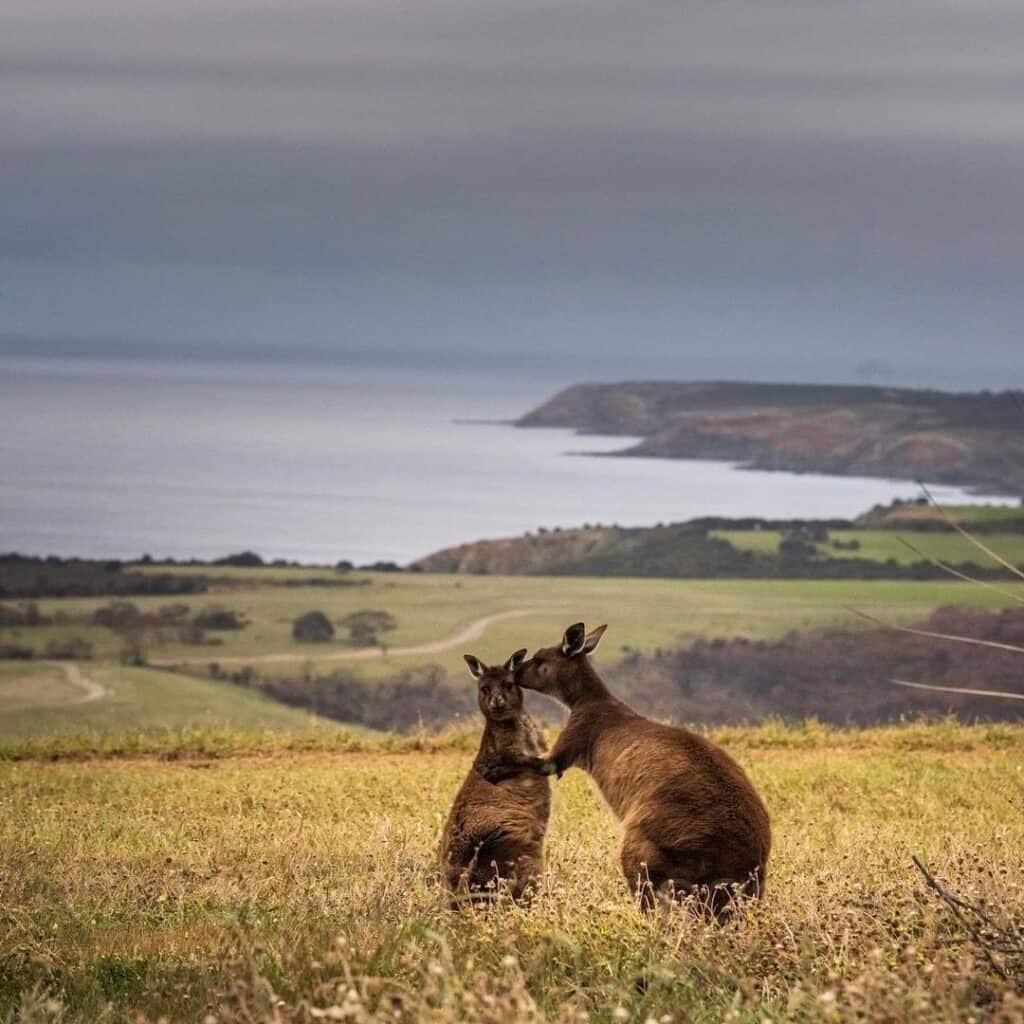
[0,356,1012,564]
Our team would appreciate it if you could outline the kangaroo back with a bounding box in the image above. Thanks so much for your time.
[516,623,770,914]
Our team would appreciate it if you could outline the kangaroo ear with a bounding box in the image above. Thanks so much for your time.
[504,648,528,672]
[464,654,486,679]
[582,624,607,654]
[561,622,587,656]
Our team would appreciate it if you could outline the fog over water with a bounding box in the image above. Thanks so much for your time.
[1,357,1012,565]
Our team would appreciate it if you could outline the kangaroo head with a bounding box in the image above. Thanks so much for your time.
[464,648,529,722]
[515,622,607,705]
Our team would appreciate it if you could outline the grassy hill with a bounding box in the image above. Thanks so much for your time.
[3,560,1024,735]
[5,571,1023,679]
[0,662,323,738]
[518,380,1024,494]
[2,721,1021,1022]
[411,518,1024,579]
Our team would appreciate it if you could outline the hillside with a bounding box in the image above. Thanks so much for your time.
[0,662,323,738]
[5,560,1024,735]
[411,515,1024,579]
[517,380,1024,494]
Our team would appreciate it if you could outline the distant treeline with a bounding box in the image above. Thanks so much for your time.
[0,554,377,598]
[686,511,1024,534]
[213,606,1024,730]
[146,550,401,573]
[0,555,207,599]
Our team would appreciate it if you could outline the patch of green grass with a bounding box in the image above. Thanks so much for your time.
[0,663,322,738]
[713,528,1024,567]
[5,573,1024,685]
[879,502,1024,525]
[0,621,122,660]
[0,662,76,712]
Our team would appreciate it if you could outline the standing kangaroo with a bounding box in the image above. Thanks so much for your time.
[485,623,770,915]
[440,649,551,902]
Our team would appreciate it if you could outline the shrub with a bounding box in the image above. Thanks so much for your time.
[43,637,94,660]
[292,611,335,643]
[257,663,474,730]
[193,607,248,630]
[0,601,50,627]
[92,601,144,632]
[177,620,207,645]
[0,643,33,660]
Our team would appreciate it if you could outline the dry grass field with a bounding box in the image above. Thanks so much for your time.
[2,721,1023,1023]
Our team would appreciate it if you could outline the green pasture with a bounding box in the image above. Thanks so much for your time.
[712,527,1024,566]
[5,572,1024,680]
[882,502,1023,524]
[0,663,321,738]
[1,570,1023,740]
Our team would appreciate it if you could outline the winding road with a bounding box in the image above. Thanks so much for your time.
[150,608,539,667]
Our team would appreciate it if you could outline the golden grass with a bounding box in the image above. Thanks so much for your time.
[2,721,1023,1022]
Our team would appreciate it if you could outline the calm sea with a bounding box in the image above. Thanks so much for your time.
[0,356,1012,564]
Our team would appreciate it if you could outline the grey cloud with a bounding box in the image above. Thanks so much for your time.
[1,0,1022,386]
[5,55,1024,100]
[4,1,1024,143]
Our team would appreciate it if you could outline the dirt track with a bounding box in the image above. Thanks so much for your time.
[50,662,107,703]
[150,608,539,667]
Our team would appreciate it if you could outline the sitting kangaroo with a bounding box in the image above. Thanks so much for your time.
[440,648,551,902]
[485,623,771,915]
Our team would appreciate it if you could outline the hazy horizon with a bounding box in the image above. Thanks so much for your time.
[1,339,1020,396]
[4,357,1013,565]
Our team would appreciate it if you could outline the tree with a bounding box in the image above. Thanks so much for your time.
[292,610,335,643]
[339,609,397,647]
[213,551,264,568]
[92,601,144,632]
[778,531,816,563]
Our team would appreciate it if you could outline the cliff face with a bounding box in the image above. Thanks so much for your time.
[517,381,1024,495]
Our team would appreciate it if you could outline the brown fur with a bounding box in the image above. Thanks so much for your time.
[440,651,551,902]
[490,623,771,915]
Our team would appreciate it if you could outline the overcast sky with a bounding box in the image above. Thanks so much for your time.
[2,1,1023,388]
